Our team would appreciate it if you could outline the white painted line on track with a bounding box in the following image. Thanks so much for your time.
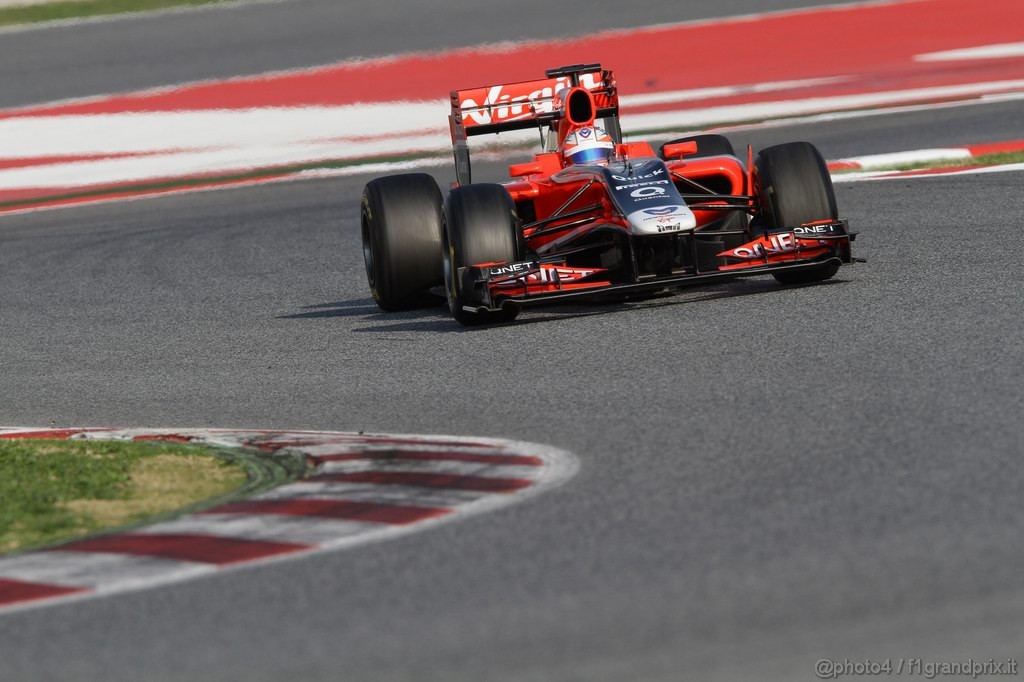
[915,42,1024,62]
[832,169,907,182]
[829,139,1024,171]
[141,514,379,545]
[0,552,210,589]
[834,148,973,169]
[317,459,543,478]
[257,481,499,507]
[833,162,1024,182]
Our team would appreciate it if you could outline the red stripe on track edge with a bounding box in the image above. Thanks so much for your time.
[57,533,312,565]
[0,578,89,607]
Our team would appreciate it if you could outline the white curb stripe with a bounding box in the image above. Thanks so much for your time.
[833,161,1024,182]
[0,552,209,589]
[830,140,1024,171]
[834,148,973,169]
[915,42,1024,62]
[291,441,513,456]
[316,460,543,478]
[258,482,496,508]
[141,515,378,545]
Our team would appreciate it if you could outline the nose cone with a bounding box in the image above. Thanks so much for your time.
[626,205,697,235]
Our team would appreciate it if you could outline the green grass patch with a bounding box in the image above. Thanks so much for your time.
[0,0,229,27]
[0,438,249,554]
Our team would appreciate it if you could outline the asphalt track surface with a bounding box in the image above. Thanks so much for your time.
[3,2,1024,681]
[3,98,1024,680]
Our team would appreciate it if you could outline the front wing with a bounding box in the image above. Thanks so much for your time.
[455,221,857,314]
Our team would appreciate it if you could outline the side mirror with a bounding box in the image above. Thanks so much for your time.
[662,141,698,159]
[509,162,543,178]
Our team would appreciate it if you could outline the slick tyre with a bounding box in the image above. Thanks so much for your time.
[754,141,840,285]
[361,173,444,311]
[443,184,524,326]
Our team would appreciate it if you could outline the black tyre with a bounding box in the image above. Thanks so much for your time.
[754,141,840,285]
[361,173,444,310]
[443,184,524,326]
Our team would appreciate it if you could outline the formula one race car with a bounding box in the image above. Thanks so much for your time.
[360,63,859,325]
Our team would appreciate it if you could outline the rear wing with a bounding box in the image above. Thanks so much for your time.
[448,64,619,185]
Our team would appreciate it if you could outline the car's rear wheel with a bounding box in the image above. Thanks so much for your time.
[443,184,524,326]
[658,133,736,159]
[361,173,444,310]
[754,141,840,285]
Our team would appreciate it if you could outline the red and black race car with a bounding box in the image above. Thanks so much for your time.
[360,63,859,325]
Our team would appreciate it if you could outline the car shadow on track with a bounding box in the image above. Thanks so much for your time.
[279,280,850,332]
[276,298,441,319]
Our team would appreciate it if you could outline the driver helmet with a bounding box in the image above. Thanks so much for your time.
[563,125,614,165]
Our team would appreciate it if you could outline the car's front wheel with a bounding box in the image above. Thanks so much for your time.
[754,142,840,285]
[443,184,524,326]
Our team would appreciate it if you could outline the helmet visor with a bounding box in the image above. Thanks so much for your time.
[568,146,611,164]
